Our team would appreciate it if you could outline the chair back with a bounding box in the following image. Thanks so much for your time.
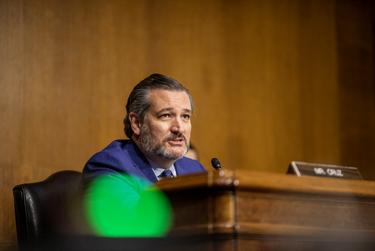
[13,170,82,248]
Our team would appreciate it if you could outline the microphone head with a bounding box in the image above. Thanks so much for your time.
[211,158,222,170]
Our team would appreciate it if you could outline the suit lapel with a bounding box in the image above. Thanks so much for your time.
[126,142,158,183]
[175,159,190,176]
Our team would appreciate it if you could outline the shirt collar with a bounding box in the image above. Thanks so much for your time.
[146,158,177,181]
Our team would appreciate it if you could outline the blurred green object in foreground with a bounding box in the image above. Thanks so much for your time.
[84,174,172,237]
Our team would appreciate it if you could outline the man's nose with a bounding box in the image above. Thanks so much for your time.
[170,118,183,133]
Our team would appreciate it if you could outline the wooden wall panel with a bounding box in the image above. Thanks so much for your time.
[0,0,374,245]
[336,0,375,180]
[1,0,25,247]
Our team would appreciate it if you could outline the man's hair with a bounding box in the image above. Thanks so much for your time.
[124,73,193,139]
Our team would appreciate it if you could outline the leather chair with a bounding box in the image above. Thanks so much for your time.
[13,170,83,249]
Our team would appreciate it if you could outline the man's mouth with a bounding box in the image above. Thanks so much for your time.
[166,136,185,146]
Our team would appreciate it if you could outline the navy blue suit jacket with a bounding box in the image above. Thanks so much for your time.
[83,140,206,183]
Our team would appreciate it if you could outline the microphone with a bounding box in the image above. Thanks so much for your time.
[211,158,222,170]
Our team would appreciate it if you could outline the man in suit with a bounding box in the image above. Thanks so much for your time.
[83,73,206,183]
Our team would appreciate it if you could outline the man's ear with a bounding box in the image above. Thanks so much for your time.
[129,112,142,136]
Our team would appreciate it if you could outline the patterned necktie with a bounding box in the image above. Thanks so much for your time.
[159,169,174,179]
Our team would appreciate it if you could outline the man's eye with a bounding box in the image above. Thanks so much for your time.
[160,114,171,119]
[182,114,191,120]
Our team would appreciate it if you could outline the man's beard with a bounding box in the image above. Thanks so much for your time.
[137,125,189,160]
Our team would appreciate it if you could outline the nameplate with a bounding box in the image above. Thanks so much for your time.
[287,161,363,180]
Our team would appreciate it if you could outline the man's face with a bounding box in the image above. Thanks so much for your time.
[135,89,192,161]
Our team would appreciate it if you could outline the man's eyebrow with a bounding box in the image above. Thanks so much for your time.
[156,108,174,115]
[182,108,192,114]
[156,108,192,115]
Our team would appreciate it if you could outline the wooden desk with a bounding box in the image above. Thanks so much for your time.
[158,170,375,251]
